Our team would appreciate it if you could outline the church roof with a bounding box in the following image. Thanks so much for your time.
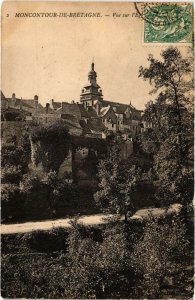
[78,104,91,118]
[103,100,136,111]
[86,106,98,118]
[79,120,92,134]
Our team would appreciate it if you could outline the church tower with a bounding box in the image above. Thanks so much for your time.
[80,62,103,108]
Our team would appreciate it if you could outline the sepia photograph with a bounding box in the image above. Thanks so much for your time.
[1,1,194,299]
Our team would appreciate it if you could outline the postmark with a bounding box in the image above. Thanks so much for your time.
[135,3,193,44]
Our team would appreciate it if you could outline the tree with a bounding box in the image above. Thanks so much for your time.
[1,165,23,184]
[94,135,141,221]
[139,47,194,210]
[131,215,189,298]
[41,171,72,218]
[140,47,193,163]
[30,121,70,172]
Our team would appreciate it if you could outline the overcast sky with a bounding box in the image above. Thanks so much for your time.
[2,2,189,110]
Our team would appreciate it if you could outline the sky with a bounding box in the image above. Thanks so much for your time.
[1,2,190,110]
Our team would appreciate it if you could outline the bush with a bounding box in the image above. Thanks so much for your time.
[19,174,42,194]
[30,121,71,172]
[1,184,24,221]
[131,215,189,298]
[21,228,68,252]
[1,165,23,184]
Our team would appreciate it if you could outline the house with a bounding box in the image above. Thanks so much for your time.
[1,92,42,122]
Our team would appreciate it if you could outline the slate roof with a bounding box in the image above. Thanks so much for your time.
[78,104,91,118]
[100,106,111,116]
[88,118,106,132]
[79,120,92,134]
[52,101,62,110]
[38,106,56,114]
[103,100,136,111]
[86,106,98,118]
[58,103,82,120]
[80,118,106,134]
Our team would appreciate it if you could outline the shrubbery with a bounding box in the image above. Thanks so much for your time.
[1,215,193,299]
[30,121,71,172]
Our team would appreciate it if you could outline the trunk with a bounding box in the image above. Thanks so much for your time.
[172,82,183,173]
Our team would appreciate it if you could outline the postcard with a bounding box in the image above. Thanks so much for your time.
[1,2,194,299]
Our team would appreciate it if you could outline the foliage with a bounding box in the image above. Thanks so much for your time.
[31,120,69,143]
[64,218,100,299]
[94,135,141,220]
[41,171,72,218]
[2,215,193,299]
[1,165,23,184]
[135,129,161,157]
[19,174,43,194]
[131,215,189,298]
[1,184,20,203]
[1,134,30,174]
[21,228,68,252]
[139,47,194,209]
[154,136,194,206]
[64,217,133,299]
[30,121,71,172]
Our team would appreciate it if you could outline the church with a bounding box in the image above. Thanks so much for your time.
[79,62,142,136]
[50,62,143,138]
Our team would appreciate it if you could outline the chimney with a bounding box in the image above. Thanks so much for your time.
[34,95,39,108]
[12,93,16,105]
[34,95,38,101]
[50,99,54,109]
[46,103,50,113]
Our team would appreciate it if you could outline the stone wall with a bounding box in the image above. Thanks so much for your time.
[1,121,133,183]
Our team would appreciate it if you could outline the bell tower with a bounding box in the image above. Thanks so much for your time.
[80,61,103,107]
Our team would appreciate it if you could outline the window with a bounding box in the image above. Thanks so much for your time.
[112,124,114,128]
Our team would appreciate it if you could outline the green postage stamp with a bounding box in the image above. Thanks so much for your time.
[144,3,193,43]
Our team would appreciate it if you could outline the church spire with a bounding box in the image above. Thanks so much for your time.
[80,60,103,103]
[88,60,97,84]
[91,57,95,70]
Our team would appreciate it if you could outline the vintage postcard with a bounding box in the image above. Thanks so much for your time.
[1,1,194,299]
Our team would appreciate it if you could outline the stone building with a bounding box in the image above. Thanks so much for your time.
[1,92,42,121]
[1,61,144,137]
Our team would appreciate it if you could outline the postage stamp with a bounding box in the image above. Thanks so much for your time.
[143,3,193,43]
